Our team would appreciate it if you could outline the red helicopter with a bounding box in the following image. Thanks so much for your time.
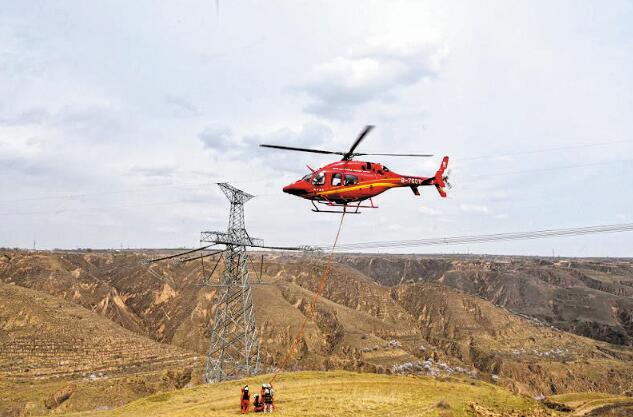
[260,126,450,213]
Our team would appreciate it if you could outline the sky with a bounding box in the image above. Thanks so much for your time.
[1,0,632,256]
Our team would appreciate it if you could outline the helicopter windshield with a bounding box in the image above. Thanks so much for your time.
[301,173,312,183]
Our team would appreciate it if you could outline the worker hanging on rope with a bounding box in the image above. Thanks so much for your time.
[261,383,274,413]
[240,385,250,414]
[253,394,264,413]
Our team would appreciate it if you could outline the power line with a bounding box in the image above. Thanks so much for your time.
[458,139,631,162]
[459,159,632,180]
[324,223,633,251]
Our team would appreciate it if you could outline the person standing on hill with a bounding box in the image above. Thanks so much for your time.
[261,383,274,413]
[240,385,250,414]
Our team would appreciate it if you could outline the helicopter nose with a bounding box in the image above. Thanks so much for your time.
[283,182,309,196]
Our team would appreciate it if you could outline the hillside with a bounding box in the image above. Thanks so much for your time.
[0,281,202,416]
[2,250,633,400]
[51,371,555,417]
[336,254,633,346]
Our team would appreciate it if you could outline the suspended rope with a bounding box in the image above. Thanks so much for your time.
[270,212,346,383]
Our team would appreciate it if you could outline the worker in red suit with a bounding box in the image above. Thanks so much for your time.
[253,394,264,413]
[261,383,274,413]
[240,385,250,414]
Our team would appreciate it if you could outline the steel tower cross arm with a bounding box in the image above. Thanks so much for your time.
[217,182,254,204]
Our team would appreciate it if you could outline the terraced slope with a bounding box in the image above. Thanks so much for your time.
[0,281,202,416]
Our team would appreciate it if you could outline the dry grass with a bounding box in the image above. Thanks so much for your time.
[548,392,633,415]
[53,371,547,417]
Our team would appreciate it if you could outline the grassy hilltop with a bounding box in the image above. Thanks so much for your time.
[55,371,549,417]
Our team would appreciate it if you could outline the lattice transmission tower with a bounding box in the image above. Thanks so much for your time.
[145,183,310,383]
[201,183,262,383]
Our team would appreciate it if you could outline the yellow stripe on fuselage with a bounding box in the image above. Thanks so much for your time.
[315,179,401,196]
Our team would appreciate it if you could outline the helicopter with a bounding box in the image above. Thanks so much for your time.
[260,125,450,213]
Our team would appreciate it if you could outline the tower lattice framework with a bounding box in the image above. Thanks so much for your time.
[201,183,261,383]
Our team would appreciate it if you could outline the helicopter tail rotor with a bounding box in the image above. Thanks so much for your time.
[434,156,450,197]
[443,169,452,190]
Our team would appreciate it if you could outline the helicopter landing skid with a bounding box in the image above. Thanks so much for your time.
[311,198,378,214]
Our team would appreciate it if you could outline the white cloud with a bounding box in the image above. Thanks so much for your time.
[386,223,403,231]
[460,204,491,215]
[297,40,448,119]
[418,206,441,216]
[198,124,234,152]
[244,122,333,150]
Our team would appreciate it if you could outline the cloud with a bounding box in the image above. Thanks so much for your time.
[460,204,491,214]
[196,122,335,175]
[418,206,441,216]
[296,40,448,119]
[244,122,333,150]
[164,94,200,117]
[0,152,93,189]
[53,104,132,143]
[128,165,177,180]
[0,107,48,126]
[243,122,335,173]
[198,124,234,152]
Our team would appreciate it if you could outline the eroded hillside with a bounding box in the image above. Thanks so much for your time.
[337,255,633,346]
[1,250,633,414]
[0,281,202,416]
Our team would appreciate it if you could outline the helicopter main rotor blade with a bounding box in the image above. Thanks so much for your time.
[342,125,374,160]
[259,144,344,156]
[354,152,434,157]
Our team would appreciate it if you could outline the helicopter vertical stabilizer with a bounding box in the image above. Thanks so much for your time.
[434,156,450,198]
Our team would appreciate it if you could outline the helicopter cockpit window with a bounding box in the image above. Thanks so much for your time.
[383,166,390,172]
[301,173,312,183]
[312,172,325,186]
[344,174,358,186]
[331,173,342,186]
